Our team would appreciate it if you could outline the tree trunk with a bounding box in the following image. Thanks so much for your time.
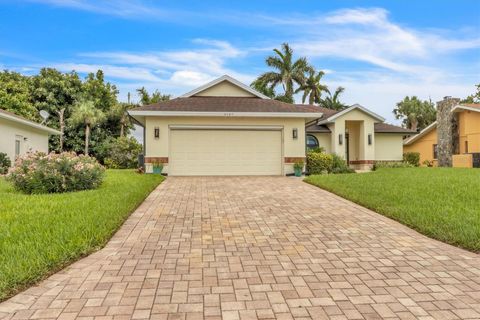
[57,108,65,151]
[85,124,90,155]
[120,123,124,137]
[410,118,418,132]
[120,114,125,137]
[309,94,314,105]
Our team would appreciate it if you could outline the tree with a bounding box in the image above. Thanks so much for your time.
[111,102,135,137]
[137,87,171,105]
[295,69,329,105]
[254,43,311,101]
[462,84,480,103]
[70,100,105,155]
[0,71,37,120]
[30,68,83,151]
[393,96,436,132]
[250,78,276,98]
[321,87,347,110]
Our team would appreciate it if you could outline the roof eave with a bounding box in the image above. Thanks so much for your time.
[128,110,323,118]
[0,113,61,135]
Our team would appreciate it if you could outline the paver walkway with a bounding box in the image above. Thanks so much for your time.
[1,177,479,320]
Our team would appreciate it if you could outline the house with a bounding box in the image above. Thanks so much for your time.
[404,97,480,168]
[0,109,61,163]
[129,75,413,175]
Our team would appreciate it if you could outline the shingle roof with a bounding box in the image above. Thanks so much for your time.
[374,123,417,133]
[306,122,415,134]
[132,97,326,113]
[295,105,340,118]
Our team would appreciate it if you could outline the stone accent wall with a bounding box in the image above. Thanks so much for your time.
[436,97,460,167]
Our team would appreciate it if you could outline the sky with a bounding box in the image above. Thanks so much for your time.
[1,0,480,125]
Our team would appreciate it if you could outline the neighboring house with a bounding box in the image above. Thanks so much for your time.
[129,75,413,175]
[404,98,480,168]
[0,109,60,164]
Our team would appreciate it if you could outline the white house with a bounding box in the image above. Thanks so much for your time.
[0,109,61,164]
[129,75,414,175]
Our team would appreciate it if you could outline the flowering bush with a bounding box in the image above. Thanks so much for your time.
[7,151,105,194]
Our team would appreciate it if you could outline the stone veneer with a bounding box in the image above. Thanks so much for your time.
[436,96,460,167]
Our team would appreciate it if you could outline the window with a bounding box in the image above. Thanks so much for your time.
[465,141,469,153]
[306,134,319,150]
[433,144,438,159]
[15,139,21,158]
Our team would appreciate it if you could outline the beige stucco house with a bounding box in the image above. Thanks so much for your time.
[0,109,60,164]
[129,75,413,175]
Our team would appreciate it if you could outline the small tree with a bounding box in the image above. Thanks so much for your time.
[321,87,347,110]
[70,100,105,155]
[393,96,436,132]
[137,87,171,105]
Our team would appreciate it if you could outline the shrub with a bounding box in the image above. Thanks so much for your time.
[423,159,434,167]
[7,151,105,194]
[403,152,420,167]
[102,137,142,169]
[307,151,333,174]
[293,160,304,171]
[0,153,11,175]
[307,146,325,154]
[331,153,355,174]
[372,161,414,171]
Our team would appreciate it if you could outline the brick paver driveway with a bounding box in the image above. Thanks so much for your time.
[1,177,480,320]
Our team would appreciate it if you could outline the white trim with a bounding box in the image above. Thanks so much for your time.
[0,111,61,134]
[129,110,323,118]
[403,121,437,145]
[452,104,480,113]
[169,125,283,131]
[180,75,270,99]
[317,104,385,124]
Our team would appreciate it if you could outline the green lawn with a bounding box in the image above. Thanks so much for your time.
[0,170,164,301]
[305,168,480,253]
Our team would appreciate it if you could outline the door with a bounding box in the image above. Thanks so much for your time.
[169,129,282,176]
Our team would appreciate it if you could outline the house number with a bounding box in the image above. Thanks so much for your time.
[223,113,234,117]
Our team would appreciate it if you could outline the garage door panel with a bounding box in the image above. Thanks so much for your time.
[169,130,282,176]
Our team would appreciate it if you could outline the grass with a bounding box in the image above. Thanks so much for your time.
[305,168,480,253]
[0,170,164,301]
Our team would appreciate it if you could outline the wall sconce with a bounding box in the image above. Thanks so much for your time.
[154,127,160,139]
[368,134,372,145]
[339,134,343,145]
[292,128,298,139]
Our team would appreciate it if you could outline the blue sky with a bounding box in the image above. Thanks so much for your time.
[1,0,479,124]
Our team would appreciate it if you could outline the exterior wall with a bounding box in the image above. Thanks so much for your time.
[458,111,480,153]
[404,127,438,164]
[309,132,332,153]
[194,81,256,97]
[375,134,404,161]
[0,118,49,164]
[452,154,473,168]
[144,116,306,175]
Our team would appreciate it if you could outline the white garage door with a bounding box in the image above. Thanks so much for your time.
[169,129,282,176]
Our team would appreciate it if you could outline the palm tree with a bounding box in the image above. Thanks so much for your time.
[322,87,348,110]
[254,43,311,101]
[111,102,134,137]
[70,100,105,155]
[295,69,329,105]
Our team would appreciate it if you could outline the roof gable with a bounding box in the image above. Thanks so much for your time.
[403,121,437,145]
[180,75,270,99]
[317,104,385,124]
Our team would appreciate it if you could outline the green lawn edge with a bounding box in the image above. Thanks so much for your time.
[0,170,164,301]
[304,168,480,253]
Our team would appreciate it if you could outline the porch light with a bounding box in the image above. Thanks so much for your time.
[292,128,298,139]
[339,134,343,145]
[154,127,160,139]
[368,134,372,145]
